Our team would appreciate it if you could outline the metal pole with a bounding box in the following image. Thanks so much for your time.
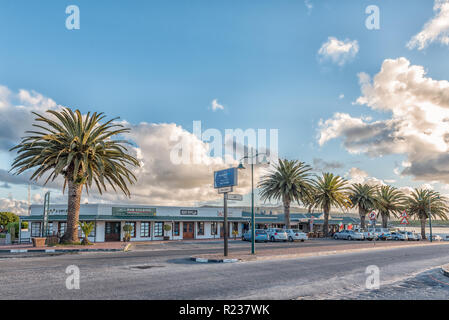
[251,148,255,255]
[429,197,433,242]
[224,192,228,257]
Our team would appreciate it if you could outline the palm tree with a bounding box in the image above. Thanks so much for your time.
[349,183,378,230]
[406,189,449,240]
[10,108,140,243]
[312,173,351,237]
[258,159,314,229]
[375,185,405,228]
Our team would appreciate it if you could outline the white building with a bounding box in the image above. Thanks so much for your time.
[22,204,247,242]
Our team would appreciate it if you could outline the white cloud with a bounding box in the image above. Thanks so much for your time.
[0,85,265,208]
[0,197,29,215]
[318,37,359,66]
[407,0,449,50]
[319,57,449,184]
[339,94,345,99]
[304,0,313,15]
[346,167,385,187]
[211,99,224,112]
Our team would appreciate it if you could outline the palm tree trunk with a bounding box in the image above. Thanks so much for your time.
[323,204,330,237]
[359,207,366,229]
[284,199,291,229]
[420,217,427,240]
[381,213,388,228]
[61,180,82,243]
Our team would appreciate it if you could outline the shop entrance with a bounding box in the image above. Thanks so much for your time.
[105,222,121,241]
[183,222,194,239]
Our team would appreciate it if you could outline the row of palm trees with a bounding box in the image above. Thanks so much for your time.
[258,159,449,239]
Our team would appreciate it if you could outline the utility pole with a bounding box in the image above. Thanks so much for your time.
[224,192,228,257]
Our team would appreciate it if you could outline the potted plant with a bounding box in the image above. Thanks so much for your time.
[123,224,133,242]
[78,221,95,245]
[163,224,172,240]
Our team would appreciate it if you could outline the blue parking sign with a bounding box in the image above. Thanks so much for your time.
[214,168,238,189]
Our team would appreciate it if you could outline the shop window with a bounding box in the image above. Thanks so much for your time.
[233,222,238,233]
[140,222,150,237]
[125,222,136,238]
[154,222,163,237]
[211,222,218,235]
[197,222,204,235]
[173,222,180,236]
[58,222,67,236]
[31,222,41,237]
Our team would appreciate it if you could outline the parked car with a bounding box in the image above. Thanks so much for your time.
[405,231,420,241]
[285,229,308,242]
[431,234,443,241]
[391,231,408,241]
[266,228,288,242]
[373,228,392,240]
[355,229,377,241]
[333,230,365,240]
[242,229,268,242]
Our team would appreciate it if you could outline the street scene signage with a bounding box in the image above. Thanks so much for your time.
[112,207,156,216]
[400,210,409,225]
[214,168,238,189]
[227,194,243,201]
[180,209,198,215]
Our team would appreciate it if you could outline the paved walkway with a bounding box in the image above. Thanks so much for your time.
[0,242,126,252]
[191,240,449,262]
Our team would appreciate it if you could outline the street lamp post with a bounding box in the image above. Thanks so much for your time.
[238,148,269,255]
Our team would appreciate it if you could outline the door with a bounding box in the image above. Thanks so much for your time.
[105,222,121,241]
[183,222,194,239]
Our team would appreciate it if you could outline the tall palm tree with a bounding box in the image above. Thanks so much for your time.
[10,108,140,243]
[258,159,314,229]
[312,173,351,237]
[375,185,405,228]
[349,183,378,229]
[406,189,449,240]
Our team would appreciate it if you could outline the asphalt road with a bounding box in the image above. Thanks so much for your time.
[1,241,449,299]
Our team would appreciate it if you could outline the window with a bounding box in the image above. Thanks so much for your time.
[46,222,54,236]
[78,221,96,238]
[197,222,204,235]
[140,222,150,237]
[154,222,163,237]
[125,222,136,238]
[211,222,218,235]
[173,222,180,236]
[59,222,67,236]
[31,222,41,237]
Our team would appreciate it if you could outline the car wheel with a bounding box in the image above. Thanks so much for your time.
[270,236,275,242]
[288,236,293,242]
[301,239,305,242]
[347,236,352,241]
[334,235,338,240]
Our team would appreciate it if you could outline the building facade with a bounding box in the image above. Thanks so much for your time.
[22,204,249,242]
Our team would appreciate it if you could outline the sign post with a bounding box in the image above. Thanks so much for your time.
[214,168,238,257]
[42,192,50,237]
[369,211,377,245]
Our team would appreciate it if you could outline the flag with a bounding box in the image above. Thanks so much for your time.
[339,222,344,231]
[347,223,353,231]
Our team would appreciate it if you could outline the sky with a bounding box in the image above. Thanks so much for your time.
[1,0,449,213]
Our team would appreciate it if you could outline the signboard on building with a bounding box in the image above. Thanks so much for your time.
[180,209,198,215]
[112,207,156,216]
[214,168,238,189]
[227,194,243,201]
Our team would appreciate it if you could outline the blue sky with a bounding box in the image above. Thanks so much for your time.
[1,0,449,211]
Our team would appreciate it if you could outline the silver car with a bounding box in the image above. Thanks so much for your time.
[333,230,365,240]
[266,228,288,242]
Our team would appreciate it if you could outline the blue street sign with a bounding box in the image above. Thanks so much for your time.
[214,168,238,189]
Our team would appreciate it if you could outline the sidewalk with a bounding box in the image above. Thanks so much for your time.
[0,242,128,253]
[191,240,449,263]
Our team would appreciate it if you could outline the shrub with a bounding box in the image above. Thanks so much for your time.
[0,212,19,230]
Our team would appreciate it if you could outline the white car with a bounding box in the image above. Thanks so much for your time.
[333,230,365,240]
[285,229,308,242]
[266,228,288,242]
[391,231,408,241]
[405,231,420,241]
[355,229,377,241]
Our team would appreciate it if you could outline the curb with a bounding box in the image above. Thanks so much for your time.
[0,248,124,254]
[442,264,449,277]
[190,257,240,263]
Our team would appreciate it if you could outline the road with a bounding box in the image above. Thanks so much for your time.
[1,240,449,299]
